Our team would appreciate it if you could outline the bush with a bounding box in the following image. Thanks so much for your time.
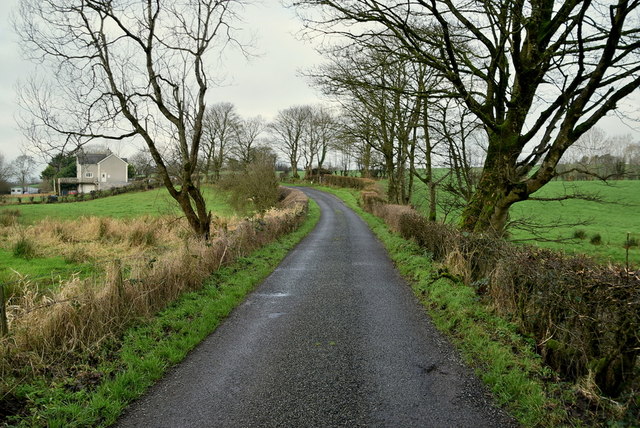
[590,233,602,245]
[13,235,36,260]
[320,174,375,190]
[573,229,587,240]
[220,153,280,214]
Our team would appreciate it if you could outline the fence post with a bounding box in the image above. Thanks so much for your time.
[0,283,8,337]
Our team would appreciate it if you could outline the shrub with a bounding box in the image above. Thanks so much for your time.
[590,233,602,245]
[220,152,280,214]
[320,174,375,190]
[573,229,587,240]
[13,235,36,260]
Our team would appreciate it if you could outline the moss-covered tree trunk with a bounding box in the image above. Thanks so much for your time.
[460,130,529,234]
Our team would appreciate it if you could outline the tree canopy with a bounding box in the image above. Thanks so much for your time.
[294,0,640,233]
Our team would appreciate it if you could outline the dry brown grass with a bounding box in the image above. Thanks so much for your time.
[321,174,377,190]
[0,187,309,381]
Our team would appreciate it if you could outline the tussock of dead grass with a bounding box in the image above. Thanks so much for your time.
[320,174,376,190]
[0,188,309,385]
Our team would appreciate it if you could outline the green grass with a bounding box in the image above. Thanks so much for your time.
[0,249,91,286]
[0,186,236,285]
[318,185,566,427]
[0,186,236,224]
[509,180,640,265]
[407,177,640,265]
[7,200,320,427]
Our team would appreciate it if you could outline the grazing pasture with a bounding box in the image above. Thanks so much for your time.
[0,186,236,224]
[409,177,639,266]
[509,180,640,265]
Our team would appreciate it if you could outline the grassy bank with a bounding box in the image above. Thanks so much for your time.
[4,199,319,427]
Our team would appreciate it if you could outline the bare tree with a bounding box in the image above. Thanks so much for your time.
[269,105,312,179]
[129,149,157,179]
[201,102,242,182]
[231,115,266,165]
[16,0,247,238]
[310,46,422,203]
[295,0,640,234]
[624,143,640,178]
[10,154,36,192]
[0,153,12,193]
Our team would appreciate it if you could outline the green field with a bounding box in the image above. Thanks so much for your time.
[510,180,640,265]
[0,186,236,224]
[409,177,640,266]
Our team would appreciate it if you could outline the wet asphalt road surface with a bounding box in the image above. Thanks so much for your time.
[116,188,517,427]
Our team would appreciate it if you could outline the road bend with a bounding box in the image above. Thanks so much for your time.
[116,187,516,428]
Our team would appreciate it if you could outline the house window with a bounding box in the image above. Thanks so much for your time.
[85,172,93,178]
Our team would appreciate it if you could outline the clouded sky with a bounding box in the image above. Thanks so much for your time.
[2,1,639,169]
[0,0,325,164]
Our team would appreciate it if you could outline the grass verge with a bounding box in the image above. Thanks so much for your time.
[7,200,320,427]
[317,186,567,427]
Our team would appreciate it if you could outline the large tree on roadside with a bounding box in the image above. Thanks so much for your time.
[16,0,247,239]
[295,0,640,233]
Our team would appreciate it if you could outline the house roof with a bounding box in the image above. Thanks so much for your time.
[77,153,109,165]
[77,152,128,165]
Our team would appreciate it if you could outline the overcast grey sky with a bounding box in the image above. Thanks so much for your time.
[0,0,325,164]
[1,1,639,168]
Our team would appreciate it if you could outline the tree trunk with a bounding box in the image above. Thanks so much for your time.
[290,156,299,178]
[361,144,372,178]
[178,184,211,240]
[460,133,527,233]
[385,154,398,203]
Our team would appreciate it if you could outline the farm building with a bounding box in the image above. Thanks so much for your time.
[10,186,40,195]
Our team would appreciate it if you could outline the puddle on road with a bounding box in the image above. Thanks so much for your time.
[255,292,290,298]
[267,312,286,319]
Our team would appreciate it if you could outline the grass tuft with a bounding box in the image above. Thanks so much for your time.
[13,235,36,260]
[573,229,587,240]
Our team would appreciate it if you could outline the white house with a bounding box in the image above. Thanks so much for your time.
[56,150,129,194]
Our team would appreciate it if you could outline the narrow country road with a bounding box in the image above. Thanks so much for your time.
[116,188,516,427]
